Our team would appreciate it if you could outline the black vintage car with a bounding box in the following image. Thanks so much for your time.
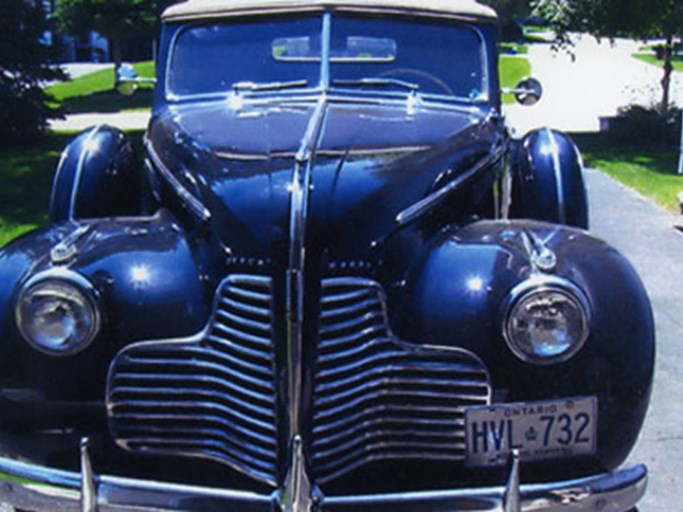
[0,0,654,510]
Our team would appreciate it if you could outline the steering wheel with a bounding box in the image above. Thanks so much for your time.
[377,68,454,96]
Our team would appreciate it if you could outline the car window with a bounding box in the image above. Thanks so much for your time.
[330,15,486,100]
[169,16,322,97]
[167,13,486,101]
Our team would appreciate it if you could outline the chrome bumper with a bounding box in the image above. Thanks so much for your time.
[0,440,646,512]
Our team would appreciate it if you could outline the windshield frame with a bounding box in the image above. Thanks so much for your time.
[164,11,491,105]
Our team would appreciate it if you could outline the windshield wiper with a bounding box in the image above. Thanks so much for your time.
[232,79,309,92]
[332,77,419,92]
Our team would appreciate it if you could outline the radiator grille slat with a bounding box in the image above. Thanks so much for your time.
[107,273,492,488]
[107,275,279,486]
[311,277,491,484]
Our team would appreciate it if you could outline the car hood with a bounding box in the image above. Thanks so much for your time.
[147,97,501,264]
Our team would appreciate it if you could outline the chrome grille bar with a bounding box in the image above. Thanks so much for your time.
[107,275,279,486]
[311,277,491,483]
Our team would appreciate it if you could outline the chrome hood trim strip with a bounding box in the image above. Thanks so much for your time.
[285,95,328,441]
[396,145,505,225]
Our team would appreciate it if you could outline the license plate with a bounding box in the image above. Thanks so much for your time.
[465,397,597,467]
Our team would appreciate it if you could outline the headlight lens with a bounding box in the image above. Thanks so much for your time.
[503,277,590,364]
[16,272,101,356]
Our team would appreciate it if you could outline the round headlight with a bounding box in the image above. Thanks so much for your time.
[502,277,590,364]
[15,271,101,356]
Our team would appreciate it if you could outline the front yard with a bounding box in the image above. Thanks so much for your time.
[46,61,155,114]
[575,133,683,213]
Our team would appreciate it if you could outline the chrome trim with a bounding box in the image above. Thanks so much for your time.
[164,12,491,104]
[50,224,92,264]
[49,125,106,221]
[503,450,521,512]
[320,12,331,88]
[545,128,566,225]
[501,275,592,365]
[71,125,104,220]
[107,274,279,486]
[280,94,327,504]
[49,141,71,219]
[311,277,492,483]
[80,438,96,512]
[396,146,505,225]
[0,454,648,512]
[279,435,314,512]
[285,95,327,445]
[144,138,212,222]
[15,268,103,357]
[520,229,557,273]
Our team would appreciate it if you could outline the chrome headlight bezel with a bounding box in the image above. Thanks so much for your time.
[15,269,102,356]
[502,276,591,365]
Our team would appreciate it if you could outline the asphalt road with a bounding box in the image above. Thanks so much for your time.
[585,168,683,511]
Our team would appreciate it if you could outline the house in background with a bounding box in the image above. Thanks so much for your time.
[40,0,153,64]
[39,0,109,62]
[61,31,110,62]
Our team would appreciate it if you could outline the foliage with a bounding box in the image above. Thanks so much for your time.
[481,0,531,40]
[606,105,681,147]
[0,0,65,146]
[575,132,683,213]
[532,0,683,109]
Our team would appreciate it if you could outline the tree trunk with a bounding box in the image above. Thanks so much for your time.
[660,33,674,112]
[109,36,122,86]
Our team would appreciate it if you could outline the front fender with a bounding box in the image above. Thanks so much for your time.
[393,219,654,473]
[49,125,142,222]
[510,129,589,229]
[0,212,213,464]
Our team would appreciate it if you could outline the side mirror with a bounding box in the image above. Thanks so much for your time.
[115,63,156,96]
[512,78,543,106]
[115,63,139,96]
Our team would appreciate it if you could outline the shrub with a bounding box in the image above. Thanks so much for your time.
[0,77,62,145]
[606,105,681,147]
[0,0,64,147]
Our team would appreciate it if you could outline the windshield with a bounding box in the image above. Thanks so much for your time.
[168,13,487,101]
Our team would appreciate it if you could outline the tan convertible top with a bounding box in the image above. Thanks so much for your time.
[163,0,498,22]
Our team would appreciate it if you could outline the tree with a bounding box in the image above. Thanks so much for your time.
[0,0,65,146]
[54,0,172,76]
[481,0,532,40]
[532,0,683,111]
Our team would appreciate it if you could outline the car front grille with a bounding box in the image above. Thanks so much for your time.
[107,274,491,488]
[106,275,279,485]
[311,277,492,483]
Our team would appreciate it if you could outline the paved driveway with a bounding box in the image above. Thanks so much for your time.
[585,168,683,511]
[506,36,683,133]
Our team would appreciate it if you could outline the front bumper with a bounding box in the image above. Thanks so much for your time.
[0,439,646,512]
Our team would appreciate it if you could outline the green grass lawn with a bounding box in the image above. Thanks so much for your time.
[0,131,144,248]
[573,133,683,213]
[500,55,532,104]
[46,61,155,114]
[633,52,683,72]
[0,134,70,247]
